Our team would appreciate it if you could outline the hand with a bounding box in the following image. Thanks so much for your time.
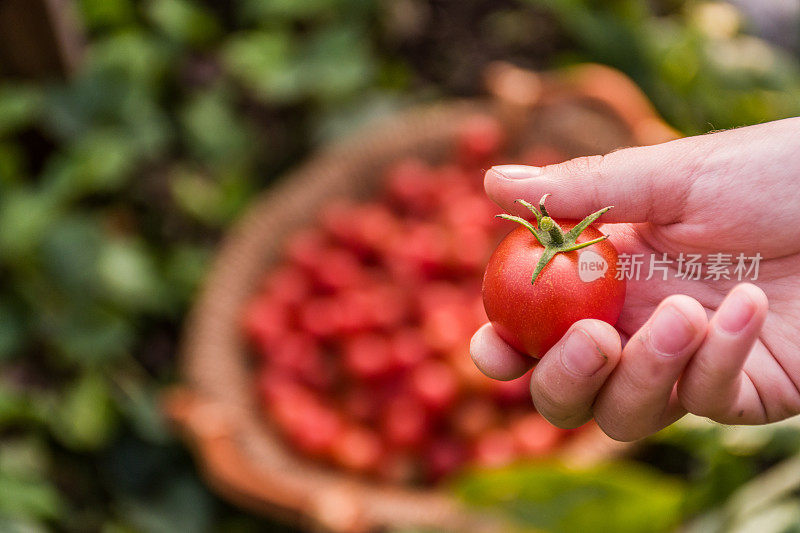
[470,117,800,441]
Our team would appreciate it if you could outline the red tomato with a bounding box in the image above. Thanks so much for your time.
[342,333,394,381]
[389,328,431,369]
[261,266,310,308]
[322,202,400,258]
[472,428,518,468]
[456,114,505,168]
[384,158,438,214]
[342,388,380,423]
[286,229,328,272]
[410,360,459,412]
[242,297,289,353]
[425,438,468,482]
[386,222,449,282]
[483,212,625,357]
[298,297,340,339]
[267,334,332,390]
[310,248,365,293]
[331,425,384,473]
[377,453,419,485]
[381,394,429,449]
[420,304,472,354]
[286,402,343,457]
[510,413,564,456]
[451,398,500,440]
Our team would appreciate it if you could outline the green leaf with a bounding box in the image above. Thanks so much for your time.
[62,131,138,194]
[163,245,211,302]
[0,189,61,260]
[0,437,49,480]
[0,142,24,187]
[112,371,170,443]
[221,31,302,103]
[454,461,686,533]
[301,26,375,102]
[179,86,256,169]
[98,238,167,312]
[145,0,221,47]
[0,85,43,137]
[169,166,249,226]
[0,516,49,533]
[0,474,63,520]
[0,300,24,360]
[39,215,104,296]
[0,387,42,428]
[47,306,135,365]
[0,438,63,520]
[87,31,173,88]
[77,0,136,31]
[50,372,117,450]
[238,0,339,22]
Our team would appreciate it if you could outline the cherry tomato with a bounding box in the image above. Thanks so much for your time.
[483,196,625,357]
[472,428,518,468]
[331,425,384,473]
[381,394,429,449]
[510,413,564,456]
[456,114,505,168]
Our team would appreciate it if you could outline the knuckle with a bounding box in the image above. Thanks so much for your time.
[531,373,589,429]
[681,395,723,419]
[770,390,800,422]
[594,415,643,442]
[677,371,727,419]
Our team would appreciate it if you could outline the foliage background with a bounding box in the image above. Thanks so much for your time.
[1,0,800,531]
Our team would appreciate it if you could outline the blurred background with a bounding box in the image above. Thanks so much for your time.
[2,0,800,532]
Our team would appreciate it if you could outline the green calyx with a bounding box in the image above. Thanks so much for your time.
[496,194,613,283]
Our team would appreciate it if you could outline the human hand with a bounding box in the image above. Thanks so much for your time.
[470,117,800,441]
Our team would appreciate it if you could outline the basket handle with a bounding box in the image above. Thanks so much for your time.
[484,61,678,146]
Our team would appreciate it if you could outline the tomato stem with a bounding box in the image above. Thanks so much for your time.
[540,216,564,245]
[498,194,613,283]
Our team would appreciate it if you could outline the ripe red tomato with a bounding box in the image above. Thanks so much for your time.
[482,196,625,357]
[472,428,518,468]
[510,413,563,456]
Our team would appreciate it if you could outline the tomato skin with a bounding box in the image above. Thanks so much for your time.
[482,222,625,358]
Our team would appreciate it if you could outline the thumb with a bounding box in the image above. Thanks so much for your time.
[485,137,700,224]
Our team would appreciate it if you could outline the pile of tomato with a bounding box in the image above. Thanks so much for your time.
[243,115,575,485]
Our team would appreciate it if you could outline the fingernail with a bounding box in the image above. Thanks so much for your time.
[716,290,756,334]
[561,329,606,376]
[491,165,542,180]
[649,305,695,356]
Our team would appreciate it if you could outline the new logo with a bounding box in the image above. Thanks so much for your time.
[578,250,608,282]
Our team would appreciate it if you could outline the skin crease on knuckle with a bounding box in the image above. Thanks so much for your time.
[593,401,643,442]
[532,322,619,429]
[677,356,730,418]
[531,372,590,429]
[530,350,591,427]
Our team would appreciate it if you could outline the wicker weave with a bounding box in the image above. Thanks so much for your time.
[166,64,677,533]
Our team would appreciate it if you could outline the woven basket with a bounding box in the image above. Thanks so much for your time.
[165,64,678,533]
